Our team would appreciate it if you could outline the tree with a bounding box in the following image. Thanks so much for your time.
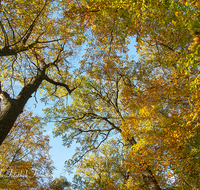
[45,51,199,189]
[0,0,78,145]
[0,111,54,189]
[44,61,163,190]
[43,1,199,189]
[121,48,200,189]
[1,0,200,189]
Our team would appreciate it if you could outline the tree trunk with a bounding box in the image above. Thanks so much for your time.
[128,138,161,190]
[141,166,161,190]
[0,72,44,145]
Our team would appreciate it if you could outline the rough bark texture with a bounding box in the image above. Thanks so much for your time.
[141,167,162,190]
[0,71,44,145]
[128,138,161,190]
[0,63,74,145]
[0,45,36,57]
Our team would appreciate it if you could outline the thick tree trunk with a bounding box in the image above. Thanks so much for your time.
[141,166,161,190]
[0,72,44,145]
[128,138,161,190]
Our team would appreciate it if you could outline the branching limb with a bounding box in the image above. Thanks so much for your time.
[43,75,75,94]
[77,127,113,133]
[66,129,111,169]
[18,0,48,45]
[85,112,122,133]
[0,90,15,106]
[4,15,16,43]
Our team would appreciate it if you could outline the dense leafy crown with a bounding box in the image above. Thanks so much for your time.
[0,0,200,189]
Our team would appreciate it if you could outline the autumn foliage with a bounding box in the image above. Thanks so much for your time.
[0,0,200,189]
[0,112,54,189]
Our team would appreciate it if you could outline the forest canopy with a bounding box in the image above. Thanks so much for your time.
[0,0,199,189]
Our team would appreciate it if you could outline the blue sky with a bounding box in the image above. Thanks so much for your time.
[27,37,138,183]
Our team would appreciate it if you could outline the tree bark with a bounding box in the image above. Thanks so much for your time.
[0,64,75,145]
[0,70,44,145]
[141,167,161,190]
[128,138,161,190]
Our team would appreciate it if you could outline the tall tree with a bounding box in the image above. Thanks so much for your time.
[45,54,199,189]
[1,0,200,189]
[43,1,200,188]
[0,0,78,145]
[44,61,163,189]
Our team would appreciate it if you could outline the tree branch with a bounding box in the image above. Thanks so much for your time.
[18,0,48,45]
[0,21,9,47]
[43,75,75,94]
